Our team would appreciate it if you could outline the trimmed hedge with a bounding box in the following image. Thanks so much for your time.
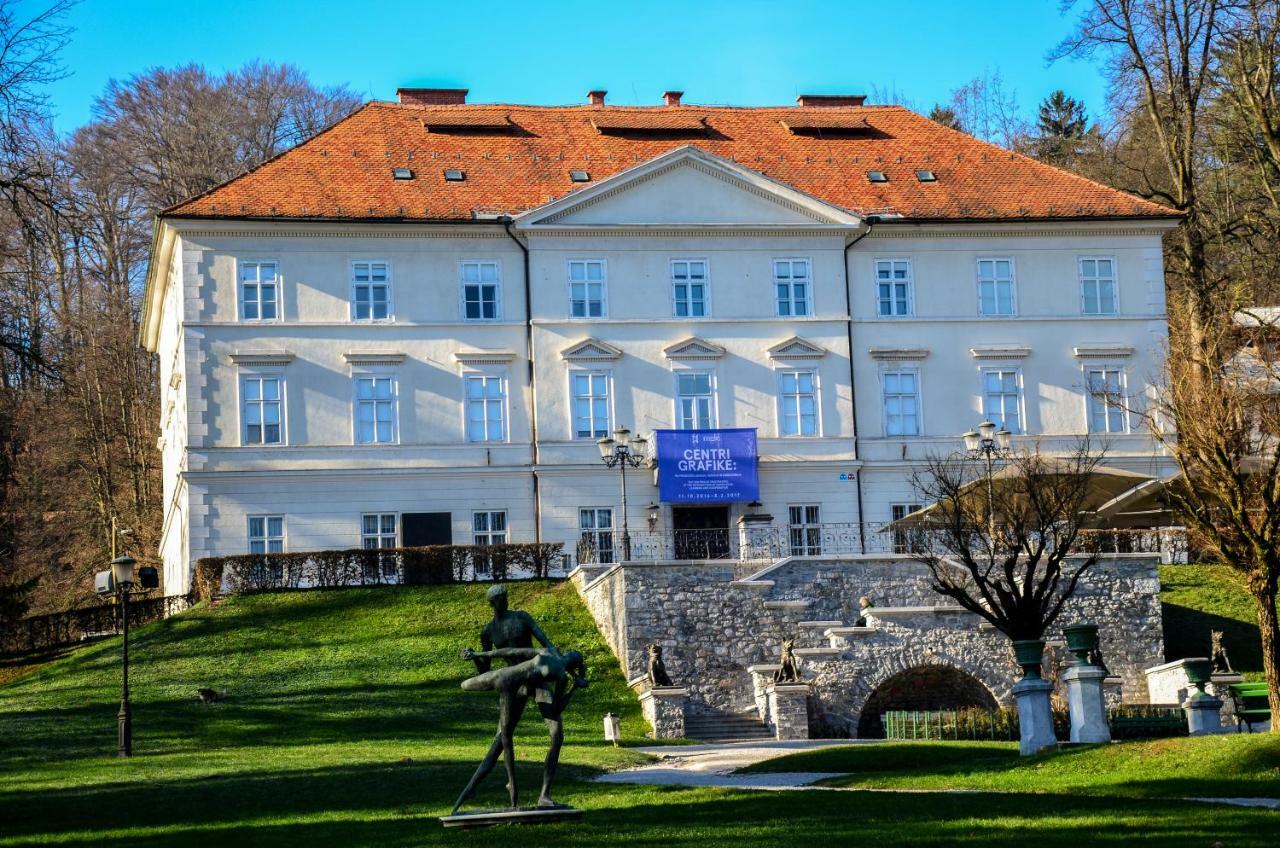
[192,542,565,601]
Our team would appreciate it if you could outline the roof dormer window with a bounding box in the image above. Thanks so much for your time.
[916,170,937,182]
[392,167,414,180]
[868,171,888,183]
[444,169,465,182]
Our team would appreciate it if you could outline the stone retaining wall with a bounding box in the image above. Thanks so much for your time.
[572,554,1164,736]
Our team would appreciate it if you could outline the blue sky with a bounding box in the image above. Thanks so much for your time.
[46,0,1103,132]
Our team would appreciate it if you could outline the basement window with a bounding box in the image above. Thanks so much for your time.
[444,169,466,182]
[392,167,414,180]
[569,170,591,182]
[868,171,888,183]
[916,170,938,182]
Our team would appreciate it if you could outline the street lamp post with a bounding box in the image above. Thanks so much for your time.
[110,554,136,758]
[94,553,158,758]
[597,427,648,562]
[962,420,1013,536]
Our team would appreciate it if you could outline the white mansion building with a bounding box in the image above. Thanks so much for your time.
[142,88,1180,594]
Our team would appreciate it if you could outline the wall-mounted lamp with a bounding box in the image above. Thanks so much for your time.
[647,502,661,530]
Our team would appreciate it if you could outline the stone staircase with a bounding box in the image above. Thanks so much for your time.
[683,709,775,742]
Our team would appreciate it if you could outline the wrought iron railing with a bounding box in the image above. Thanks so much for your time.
[572,522,1185,565]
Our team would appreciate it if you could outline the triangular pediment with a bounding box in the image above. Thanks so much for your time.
[767,336,827,360]
[515,146,861,229]
[561,338,624,361]
[664,337,726,360]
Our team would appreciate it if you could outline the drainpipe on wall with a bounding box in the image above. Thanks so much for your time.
[502,217,541,543]
[843,218,875,554]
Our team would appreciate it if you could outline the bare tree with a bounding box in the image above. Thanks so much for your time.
[946,70,1029,149]
[910,443,1109,641]
[1143,308,1280,728]
[1055,0,1229,337]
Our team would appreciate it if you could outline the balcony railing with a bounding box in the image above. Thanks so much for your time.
[573,523,1184,565]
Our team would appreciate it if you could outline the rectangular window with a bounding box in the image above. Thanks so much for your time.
[579,508,614,564]
[775,259,811,316]
[461,261,500,320]
[471,510,507,576]
[352,261,391,321]
[571,372,610,439]
[671,260,708,317]
[676,372,714,430]
[248,515,284,554]
[465,374,506,442]
[778,370,818,436]
[241,375,283,445]
[355,375,396,444]
[568,260,606,318]
[361,512,398,580]
[788,504,822,556]
[882,371,920,436]
[1079,257,1117,315]
[982,369,1022,433]
[891,503,924,554]
[875,259,912,317]
[240,261,279,321]
[1087,368,1127,433]
[977,258,1015,316]
[362,513,397,548]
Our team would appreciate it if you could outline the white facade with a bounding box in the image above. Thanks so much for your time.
[144,146,1178,593]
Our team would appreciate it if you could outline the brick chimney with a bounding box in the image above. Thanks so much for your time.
[587,89,607,106]
[662,90,684,107]
[796,94,866,107]
[397,88,468,106]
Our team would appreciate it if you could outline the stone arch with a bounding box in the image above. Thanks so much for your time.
[856,664,1000,738]
[844,648,1013,742]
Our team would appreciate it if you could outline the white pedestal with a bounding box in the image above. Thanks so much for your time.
[767,683,811,740]
[1183,691,1224,736]
[639,686,689,739]
[1062,665,1111,744]
[1013,677,1057,756]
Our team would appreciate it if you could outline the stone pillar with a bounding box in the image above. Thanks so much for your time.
[737,514,776,561]
[1062,665,1111,744]
[747,665,780,722]
[767,683,811,740]
[639,686,688,739]
[1183,690,1224,736]
[1013,677,1057,755]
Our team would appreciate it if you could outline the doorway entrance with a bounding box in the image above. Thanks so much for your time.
[671,506,731,560]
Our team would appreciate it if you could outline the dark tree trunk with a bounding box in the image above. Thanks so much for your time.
[1251,573,1280,732]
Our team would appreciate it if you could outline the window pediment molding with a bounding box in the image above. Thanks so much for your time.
[1073,344,1134,359]
[664,337,726,360]
[343,351,407,366]
[869,346,929,361]
[768,336,826,360]
[454,348,517,365]
[229,350,295,366]
[561,338,623,361]
[970,345,1031,360]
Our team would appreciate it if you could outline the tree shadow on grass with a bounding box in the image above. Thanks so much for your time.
[6,775,1277,848]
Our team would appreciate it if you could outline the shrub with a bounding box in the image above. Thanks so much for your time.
[194,542,565,596]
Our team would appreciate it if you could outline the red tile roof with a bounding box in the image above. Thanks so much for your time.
[164,101,1176,223]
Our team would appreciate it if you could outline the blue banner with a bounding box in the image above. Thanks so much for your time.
[656,428,759,503]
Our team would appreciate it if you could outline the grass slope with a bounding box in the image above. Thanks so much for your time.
[1,581,1278,847]
[1161,564,1268,679]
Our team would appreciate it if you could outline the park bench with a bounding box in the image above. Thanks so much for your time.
[1228,683,1271,733]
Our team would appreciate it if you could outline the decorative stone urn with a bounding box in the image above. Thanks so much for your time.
[1063,623,1099,665]
[1012,639,1046,678]
[1184,658,1213,693]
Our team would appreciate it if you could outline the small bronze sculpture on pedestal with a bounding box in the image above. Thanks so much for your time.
[774,638,802,683]
[646,643,672,687]
[1211,630,1234,674]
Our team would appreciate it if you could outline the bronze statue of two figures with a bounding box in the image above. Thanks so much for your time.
[449,584,588,821]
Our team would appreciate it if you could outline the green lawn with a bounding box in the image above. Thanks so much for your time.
[741,737,1280,798]
[1,580,1278,846]
[1160,563,1268,679]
